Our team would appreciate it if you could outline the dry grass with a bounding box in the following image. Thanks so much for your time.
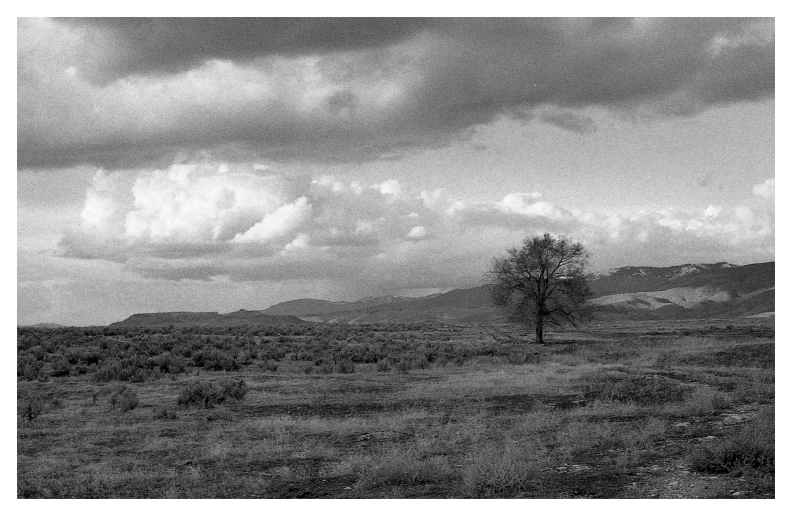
[355,447,454,488]
[463,441,548,496]
[689,406,774,476]
[18,320,774,498]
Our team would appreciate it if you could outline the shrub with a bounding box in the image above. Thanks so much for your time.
[412,357,430,370]
[219,379,249,401]
[106,383,139,412]
[193,349,239,371]
[49,355,72,377]
[333,359,355,374]
[177,379,248,408]
[357,448,452,488]
[464,443,544,497]
[317,362,335,374]
[260,359,279,372]
[581,373,689,406]
[18,391,46,423]
[92,359,158,383]
[395,359,411,373]
[376,359,391,372]
[690,406,774,476]
[21,364,39,382]
[178,382,222,408]
[146,352,188,374]
[153,407,178,420]
[678,386,733,416]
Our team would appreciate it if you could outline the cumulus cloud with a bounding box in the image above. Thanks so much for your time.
[58,165,775,286]
[704,205,723,218]
[752,177,774,199]
[232,197,312,243]
[19,17,774,169]
[406,226,427,239]
[61,165,310,260]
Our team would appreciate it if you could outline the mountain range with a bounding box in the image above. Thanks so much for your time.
[109,310,305,328]
[103,261,773,327]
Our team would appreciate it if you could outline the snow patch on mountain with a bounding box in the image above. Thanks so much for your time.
[588,267,620,279]
[589,286,738,310]
[669,265,705,279]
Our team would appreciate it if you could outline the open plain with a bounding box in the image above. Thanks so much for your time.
[17,318,774,499]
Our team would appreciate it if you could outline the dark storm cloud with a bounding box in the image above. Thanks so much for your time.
[19,18,774,170]
[61,17,434,82]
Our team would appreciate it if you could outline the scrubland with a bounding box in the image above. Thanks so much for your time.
[17,320,774,498]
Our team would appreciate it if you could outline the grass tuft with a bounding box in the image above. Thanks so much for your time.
[356,447,453,488]
[690,406,774,476]
[463,442,546,497]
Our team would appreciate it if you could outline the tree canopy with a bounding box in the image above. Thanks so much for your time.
[487,233,591,344]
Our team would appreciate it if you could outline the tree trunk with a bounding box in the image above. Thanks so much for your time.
[535,315,544,344]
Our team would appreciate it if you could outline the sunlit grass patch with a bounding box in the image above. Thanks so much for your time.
[463,441,548,497]
[667,386,733,417]
[356,447,454,488]
[556,415,667,462]
[577,370,690,406]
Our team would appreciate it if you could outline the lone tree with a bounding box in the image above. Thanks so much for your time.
[487,233,591,344]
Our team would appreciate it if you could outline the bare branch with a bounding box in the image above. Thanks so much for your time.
[486,233,592,344]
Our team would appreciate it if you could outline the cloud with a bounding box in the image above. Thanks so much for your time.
[59,18,434,83]
[376,179,402,198]
[57,165,775,286]
[704,205,723,218]
[406,226,427,239]
[60,165,310,260]
[752,178,774,199]
[232,197,312,243]
[19,18,774,169]
[539,108,597,134]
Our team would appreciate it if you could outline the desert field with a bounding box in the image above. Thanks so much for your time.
[17,319,774,498]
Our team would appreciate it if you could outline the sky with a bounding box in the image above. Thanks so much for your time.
[17,17,775,326]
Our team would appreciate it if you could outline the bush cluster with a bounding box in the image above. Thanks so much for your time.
[17,323,512,383]
[177,379,249,408]
[580,372,690,406]
[18,391,46,423]
[690,406,774,476]
[105,383,139,412]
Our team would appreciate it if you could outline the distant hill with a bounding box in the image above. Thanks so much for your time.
[104,261,774,327]
[110,310,306,328]
[293,286,500,324]
[19,323,67,329]
[261,295,411,317]
[587,262,772,296]
[262,261,774,324]
[587,262,774,319]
